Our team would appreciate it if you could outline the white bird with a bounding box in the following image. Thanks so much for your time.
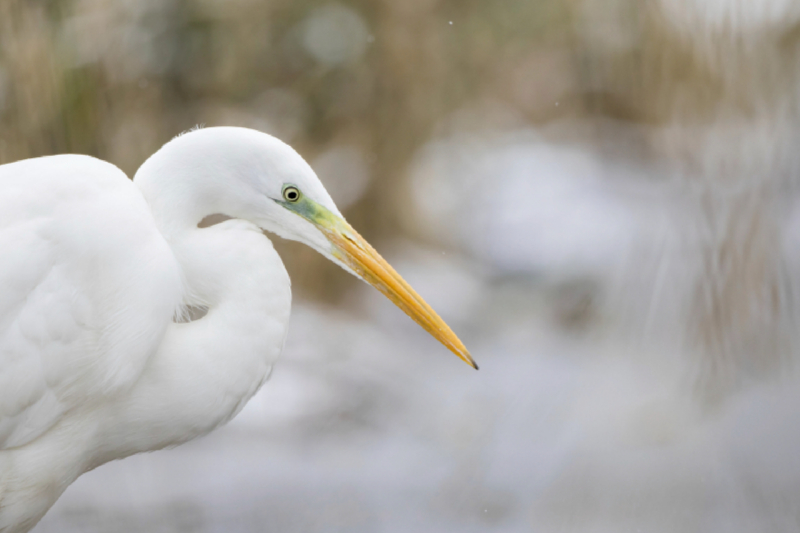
[0,127,475,533]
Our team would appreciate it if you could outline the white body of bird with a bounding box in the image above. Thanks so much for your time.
[0,127,473,533]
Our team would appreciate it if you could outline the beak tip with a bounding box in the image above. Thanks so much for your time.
[460,351,479,370]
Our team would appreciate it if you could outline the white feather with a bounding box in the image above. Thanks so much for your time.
[0,128,349,532]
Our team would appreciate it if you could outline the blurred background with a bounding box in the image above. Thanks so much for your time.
[3,0,800,531]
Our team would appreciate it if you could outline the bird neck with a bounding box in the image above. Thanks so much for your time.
[133,139,232,234]
[94,219,292,463]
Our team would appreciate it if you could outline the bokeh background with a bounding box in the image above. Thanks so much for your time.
[3,0,800,531]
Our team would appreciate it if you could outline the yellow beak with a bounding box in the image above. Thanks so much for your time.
[319,217,478,370]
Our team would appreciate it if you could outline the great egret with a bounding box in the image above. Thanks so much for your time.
[0,127,475,533]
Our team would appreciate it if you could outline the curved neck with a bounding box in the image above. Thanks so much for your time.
[96,219,292,463]
[134,160,229,235]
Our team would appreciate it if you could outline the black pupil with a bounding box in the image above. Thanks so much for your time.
[287,189,297,200]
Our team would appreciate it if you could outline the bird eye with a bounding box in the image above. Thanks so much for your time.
[283,186,300,203]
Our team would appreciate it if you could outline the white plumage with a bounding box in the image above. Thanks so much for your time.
[0,127,473,533]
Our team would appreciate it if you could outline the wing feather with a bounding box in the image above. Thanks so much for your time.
[0,155,181,449]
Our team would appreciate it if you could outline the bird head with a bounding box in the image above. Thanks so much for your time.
[137,127,477,369]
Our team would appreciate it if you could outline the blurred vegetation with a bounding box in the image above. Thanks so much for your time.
[2,0,799,321]
[0,0,581,301]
